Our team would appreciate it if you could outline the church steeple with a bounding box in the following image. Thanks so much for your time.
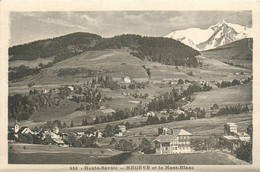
[14,119,19,133]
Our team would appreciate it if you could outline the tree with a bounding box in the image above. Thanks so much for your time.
[232,79,241,86]
[82,119,85,126]
[246,124,253,141]
[125,122,131,129]
[139,138,152,154]
[213,103,219,110]
[158,127,163,135]
[235,142,252,163]
[94,117,100,124]
[167,115,174,122]
[70,121,74,128]
[178,79,184,85]
[103,124,114,137]
[38,62,44,68]
[160,117,167,123]
[63,122,68,128]
[25,134,34,144]
[110,138,116,145]
[8,131,16,141]
[123,141,133,151]
[147,68,151,79]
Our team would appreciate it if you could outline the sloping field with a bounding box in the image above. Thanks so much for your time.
[13,49,148,86]
[126,113,251,137]
[61,115,147,133]
[144,55,251,82]
[184,83,252,109]
[201,38,252,69]
[10,46,251,88]
[9,99,79,128]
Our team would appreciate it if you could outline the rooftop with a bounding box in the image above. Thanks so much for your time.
[222,135,239,140]
[226,123,237,126]
[235,132,250,137]
[153,129,192,143]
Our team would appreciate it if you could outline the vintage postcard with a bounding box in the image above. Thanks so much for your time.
[0,0,259,171]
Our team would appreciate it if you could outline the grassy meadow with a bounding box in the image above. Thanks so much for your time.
[8,143,128,164]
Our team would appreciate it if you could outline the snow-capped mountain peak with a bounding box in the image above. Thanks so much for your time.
[165,20,252,50]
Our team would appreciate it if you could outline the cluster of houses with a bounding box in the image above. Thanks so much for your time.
[8,121,68,147]
[8,121,128,147]
[144,109,185,117]
[145,122,250,155]
[144,108,200,120]
[220,123,251,152]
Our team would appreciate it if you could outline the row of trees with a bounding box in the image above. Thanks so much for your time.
[92,106,146,126]
[128,82,149,89]
[113,137,154,154]
[217,77,252,88]
[147,83,212,111]
[130,92,149,99]
[92,76,120,90]
[57,68,100,78]
[217,79,241,88]
[215,104,250,116]
[9,65,40,82]
[70,88,102,110]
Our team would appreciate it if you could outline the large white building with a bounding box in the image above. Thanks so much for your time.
[153,129,192,154]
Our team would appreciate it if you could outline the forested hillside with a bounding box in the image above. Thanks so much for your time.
[9,32,102,62]
[94,34,200,67]
[9,32,200,82]
[203,38,253,61]
[9,32,200,66]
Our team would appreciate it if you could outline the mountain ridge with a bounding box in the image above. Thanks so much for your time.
[165,20,252,50]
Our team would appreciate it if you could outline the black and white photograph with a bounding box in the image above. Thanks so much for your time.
[0,1,259,171]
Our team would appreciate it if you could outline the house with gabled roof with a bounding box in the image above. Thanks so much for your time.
[153,129,192,154]
[18,127,33,135]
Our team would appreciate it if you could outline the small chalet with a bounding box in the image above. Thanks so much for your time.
[117,125,127,133]
[224,123,238,135]
[68,86,74,91]
[123,76,131,84]
[115,130,123,137]
[145,111,155,117]
[153,129,192,154]
[94,130,103,138]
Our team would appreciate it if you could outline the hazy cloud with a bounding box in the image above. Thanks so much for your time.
[10,11,252,46]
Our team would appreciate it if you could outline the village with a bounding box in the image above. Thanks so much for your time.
[8,118,251,160]
[8,73,253,164]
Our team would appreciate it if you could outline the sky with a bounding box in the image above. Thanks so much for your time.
[10,11,252,46]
